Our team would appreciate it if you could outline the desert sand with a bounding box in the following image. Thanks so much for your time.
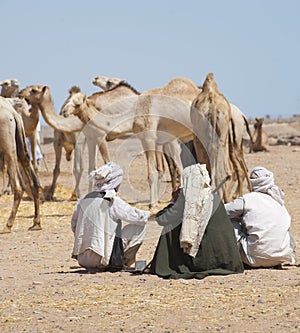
[0,126,300,333]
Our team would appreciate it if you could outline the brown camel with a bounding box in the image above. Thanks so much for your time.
[250,117,269,152]
[191,73,251,202]
[0,97,41,233]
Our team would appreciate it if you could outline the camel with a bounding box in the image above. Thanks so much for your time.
[19,82,141,197]
[45,86,88,200]
[7,98,41,172]
[1,79,41,172]
[61,77,252,208]
[191,73,251,202]
[250,117,269,152]
[0,96,41,233]
[0,78,20,97]
[92,76,125,91]
[18,85,101,199]
[59,86,196,209]
[47,81,136,201]
[19,78,252,209]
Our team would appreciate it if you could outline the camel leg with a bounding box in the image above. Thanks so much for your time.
[28,132,38,173]
[156,145,165,192]
[45,132,63,201]
[22,163,41,230]
[139,135,159,210]
[1,159,23,233]
[97,138,110,164]
[163,141,182,189]
[72,133,86,199]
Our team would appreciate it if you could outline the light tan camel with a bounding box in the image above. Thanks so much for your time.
[250,117,269,152]
[19,83,141,196]
[191,73,250,202]
[7,98,41,172]
[92,76,125,91]
[0,97,41,233]
[62,77,202,206]
[0,79,20,97]
[46,86,87,200]
[47,81,138,201]
[1,79,41,172]
[59,86,195,209]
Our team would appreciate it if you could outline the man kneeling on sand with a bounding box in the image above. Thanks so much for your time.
[225,166,296,268]
[71,162,151,271]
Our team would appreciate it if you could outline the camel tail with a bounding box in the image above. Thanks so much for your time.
[14,114,41,188]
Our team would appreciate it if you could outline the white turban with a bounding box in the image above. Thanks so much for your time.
[88,162,123,198]
[250,166,284,205]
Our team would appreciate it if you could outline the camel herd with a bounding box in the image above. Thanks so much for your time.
[0,74,268,232]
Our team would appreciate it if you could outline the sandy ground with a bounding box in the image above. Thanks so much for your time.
[0,135,300,333]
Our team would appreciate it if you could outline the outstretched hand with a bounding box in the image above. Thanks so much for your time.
[171,186,181,202]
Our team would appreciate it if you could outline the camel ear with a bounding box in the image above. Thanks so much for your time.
[42,86,47,93]
[255,118,258,121]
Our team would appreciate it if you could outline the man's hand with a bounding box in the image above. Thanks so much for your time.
[171,186,181,202]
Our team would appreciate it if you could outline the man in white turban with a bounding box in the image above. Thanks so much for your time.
[71,162,151,271]
[225,166,296,268]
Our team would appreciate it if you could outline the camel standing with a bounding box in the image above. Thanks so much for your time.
[1,79,41,172]
[46,86,92,201]
[59,86,195,209]
[250,118,269,152]
[191,73,250,202]
[60,77,252,208]
[0,97,41,233]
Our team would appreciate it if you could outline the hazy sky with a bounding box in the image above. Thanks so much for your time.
[1,0,300,123]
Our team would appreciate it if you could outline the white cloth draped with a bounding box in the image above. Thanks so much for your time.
[179,164,213,257]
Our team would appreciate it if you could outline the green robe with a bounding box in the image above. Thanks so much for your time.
[149,193,244,279]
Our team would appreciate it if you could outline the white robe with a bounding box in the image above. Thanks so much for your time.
[225,192,296,267]
[71,193,150,266]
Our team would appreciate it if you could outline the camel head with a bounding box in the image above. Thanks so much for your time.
[201,73,219,93]
[6,97,30,114]
[0,78,20,97]
[19,85,49,105]
[61,91,87,117]
[92,76,125,91]
[254,118,264,130]
[60,86,81,116]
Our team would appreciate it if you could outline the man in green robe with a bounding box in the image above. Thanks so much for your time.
[149,164,244,279]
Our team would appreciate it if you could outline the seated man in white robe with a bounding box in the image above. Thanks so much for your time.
[71,162,151,271]
[225,166,296,268]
